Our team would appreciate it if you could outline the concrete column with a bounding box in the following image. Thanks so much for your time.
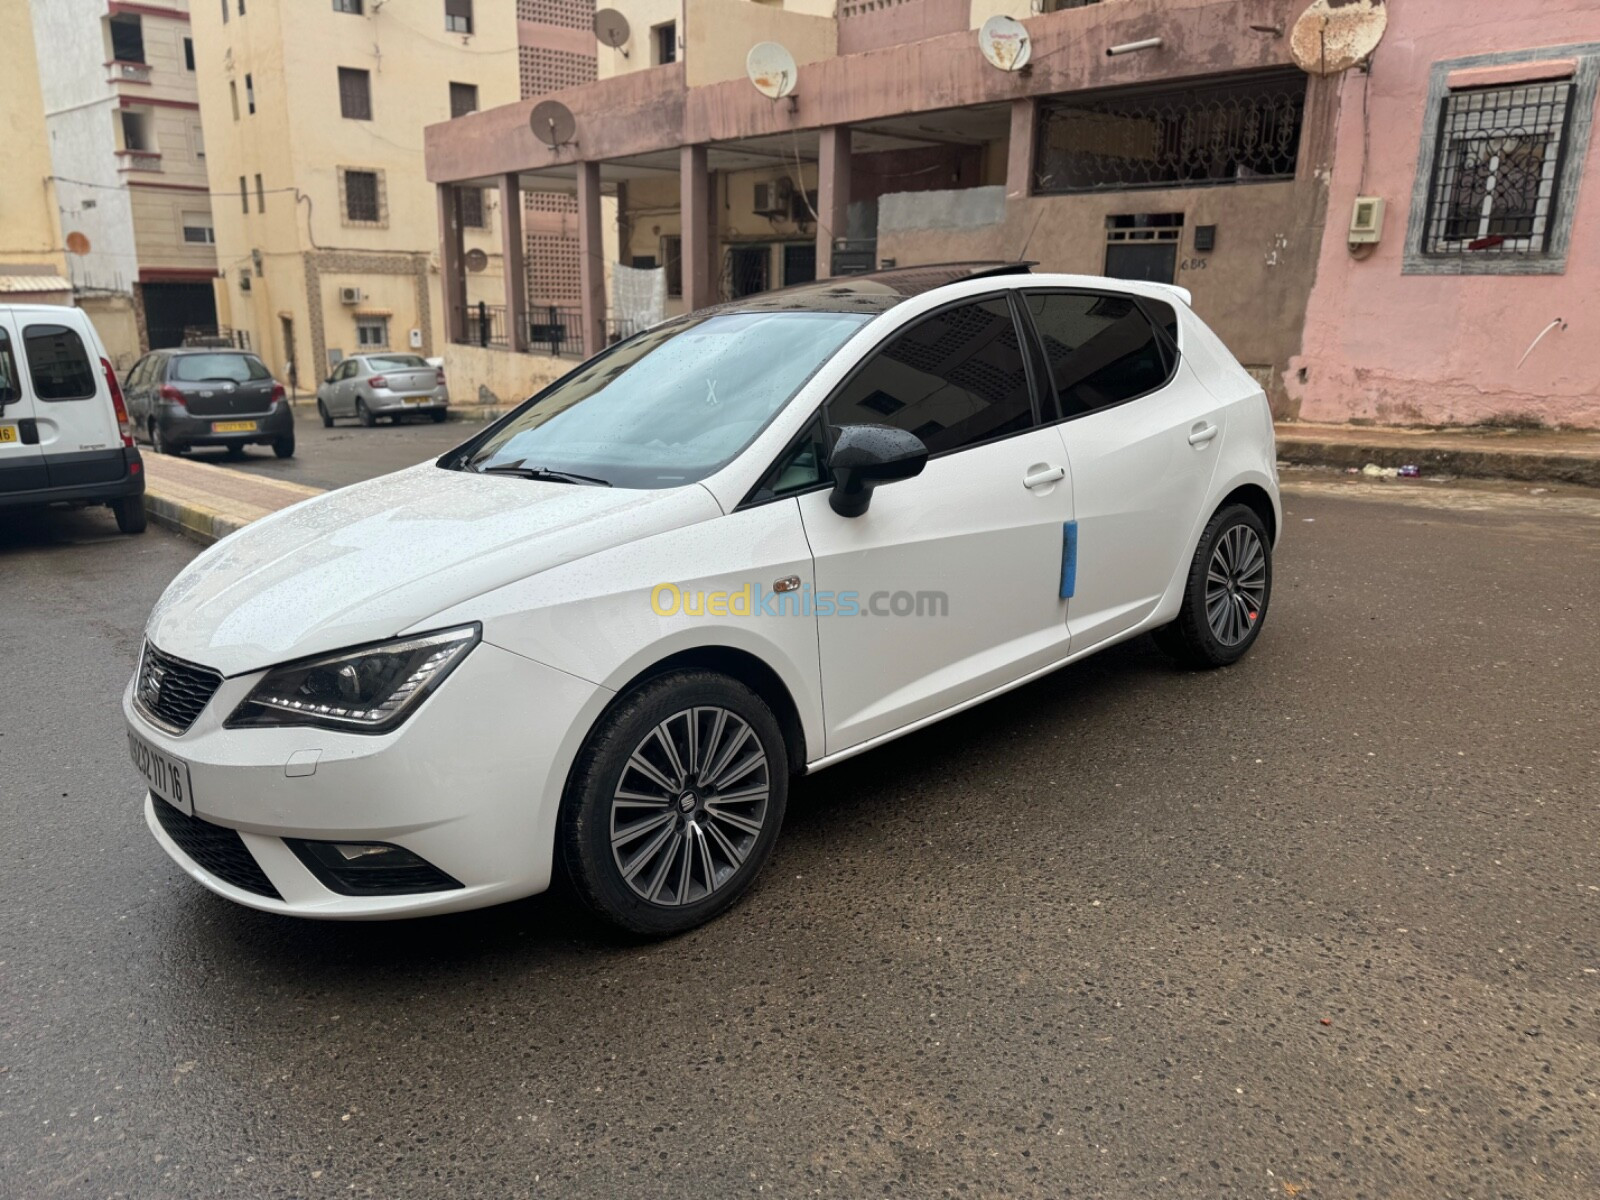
[1005,98,1037,203]
[816,126,852,278]
[437,184,466,343]
[499,173,526,352]
[577,160,605,357]
[680,144,712,310]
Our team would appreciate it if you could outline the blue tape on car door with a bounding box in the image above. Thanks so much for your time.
[1060,521,1077,599]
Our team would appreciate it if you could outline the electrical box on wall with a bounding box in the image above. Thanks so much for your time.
[1193,224,1217,253]
[1349,196,1386,245]
[409,328,423,349]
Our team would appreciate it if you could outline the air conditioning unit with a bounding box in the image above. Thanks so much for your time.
[339,286,362,305]
[753,178,793,217]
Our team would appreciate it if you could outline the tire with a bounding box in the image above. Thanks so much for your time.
[1153,503,1272,669]
[111,496,146,535]
[357,400,375,428]
[559,670,789,937]
[151,421,181,456]
[318,400,333,428]
[430,409,448,423]
[273,435,295,459]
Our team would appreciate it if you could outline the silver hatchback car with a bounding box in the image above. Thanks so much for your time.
[316,354,449,426]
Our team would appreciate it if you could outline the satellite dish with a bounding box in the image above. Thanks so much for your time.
[464,248,489,272]
[594,8,631,53]
[529,100,577,149]
[978,16,1031,72]
[1290,0,1387,76]
[746,42,798,100]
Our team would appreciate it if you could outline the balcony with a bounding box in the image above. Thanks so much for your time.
[107,59,152,85]
[116,149,163,173]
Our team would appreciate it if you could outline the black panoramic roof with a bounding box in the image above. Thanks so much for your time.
[710,261,1035,317]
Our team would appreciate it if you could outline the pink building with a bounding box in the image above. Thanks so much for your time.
[1290,2,1600,428]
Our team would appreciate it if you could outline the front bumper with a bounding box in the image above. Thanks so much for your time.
[157,404,294,448]
[127,639,605,918]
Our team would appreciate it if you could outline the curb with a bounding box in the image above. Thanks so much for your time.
[1274,436,1600,489]
[140,455,326,548]
[142,490,251,545]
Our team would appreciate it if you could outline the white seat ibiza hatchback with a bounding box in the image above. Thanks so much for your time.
[127,265,1279,934]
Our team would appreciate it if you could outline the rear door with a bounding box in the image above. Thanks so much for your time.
[1020,289,1226,650]
[0,315,48,495]
[19,317,124,487]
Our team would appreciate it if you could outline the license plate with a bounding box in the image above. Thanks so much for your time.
[401,397,430,406]
[128,728,196,816]
[212,420,257,433]
[0,424,17,444]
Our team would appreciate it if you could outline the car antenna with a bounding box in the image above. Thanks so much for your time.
[1013,208,1045,264]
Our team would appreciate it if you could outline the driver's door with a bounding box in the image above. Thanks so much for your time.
[796,295,1075,756]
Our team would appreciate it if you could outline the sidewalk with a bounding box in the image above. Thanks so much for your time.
[1274,421,1600,488]
[141,420,1600,546]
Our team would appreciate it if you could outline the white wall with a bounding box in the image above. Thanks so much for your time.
[30,0,139,297]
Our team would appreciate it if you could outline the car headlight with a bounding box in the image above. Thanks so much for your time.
[225,625,480,733]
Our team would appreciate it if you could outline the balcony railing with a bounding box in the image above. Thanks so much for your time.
[116,149,163,173]
[454,303,635,359]
[108,60,152,84]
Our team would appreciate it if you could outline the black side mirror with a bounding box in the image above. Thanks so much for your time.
[828,424,929,518]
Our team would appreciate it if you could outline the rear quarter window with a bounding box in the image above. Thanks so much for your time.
[23,324,98,401]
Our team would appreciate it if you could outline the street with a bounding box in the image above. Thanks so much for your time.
[172,407,477,491]
[2,477,1598,1198]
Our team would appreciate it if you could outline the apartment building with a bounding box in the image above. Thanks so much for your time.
[425,0,1339,412]
[30,0,219,364]
[1,1,71,307]
[189,0,592,392]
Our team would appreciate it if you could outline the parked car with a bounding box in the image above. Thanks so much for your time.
[125,264,1279,934]
[123,348,294,458]
[316,354,449,426]
[0,304,145,533]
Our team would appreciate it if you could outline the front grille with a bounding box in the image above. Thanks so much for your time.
[136,642,223,734]
[151,799,282,899]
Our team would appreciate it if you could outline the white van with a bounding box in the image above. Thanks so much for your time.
[0,304,146,533]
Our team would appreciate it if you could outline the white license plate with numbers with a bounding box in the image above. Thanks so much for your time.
[128,728,195,816]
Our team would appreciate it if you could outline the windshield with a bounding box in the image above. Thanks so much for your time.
[171,353,270,383]
[456,310,867,489]
[367,354,429,370]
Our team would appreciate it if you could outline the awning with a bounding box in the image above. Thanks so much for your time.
[0,275,72,294]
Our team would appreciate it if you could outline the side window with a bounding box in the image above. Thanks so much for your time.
[1024,292,1173,419]
[749,414,830,504]
[0,328,19,399]
[127,357,150,390]
[826,297,1034,455]
[23,324,98,401]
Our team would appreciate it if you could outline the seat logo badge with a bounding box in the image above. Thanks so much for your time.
[140,661,166,707]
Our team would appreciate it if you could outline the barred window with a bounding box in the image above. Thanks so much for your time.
[1034,69,1306,195]
[460,186,485,228]
[344,170,380,222]
[1422,81,1575,259]
[338,67,371,120]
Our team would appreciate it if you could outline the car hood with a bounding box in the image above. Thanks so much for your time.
[145,462,723,676]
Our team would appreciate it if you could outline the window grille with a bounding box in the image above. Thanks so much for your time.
[1035,69,1306,194]
[344,170,380,222]
[449,81,478,118]
[338,67,371,120]
[1421,81,1575,258]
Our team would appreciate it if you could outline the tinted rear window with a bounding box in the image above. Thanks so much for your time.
[23,324,98,401]
[1023,292,1172,418]
[367,355,428,370]
[171,354,271,383]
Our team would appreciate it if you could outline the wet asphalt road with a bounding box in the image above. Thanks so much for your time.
[2,478,1598,1199]
[171,408,475,491]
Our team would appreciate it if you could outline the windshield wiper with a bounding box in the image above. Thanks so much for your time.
[474,461,612,487]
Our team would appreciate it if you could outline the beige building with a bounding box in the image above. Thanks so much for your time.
[190,0,595,394]
[29,0,220,364]
[0,0,71,307]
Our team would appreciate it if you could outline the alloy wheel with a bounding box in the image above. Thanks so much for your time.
[609,706,771,907]
[1205,524,1267,646]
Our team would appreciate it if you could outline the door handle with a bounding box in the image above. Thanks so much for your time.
[1188,423,1219,447]
[1023,464,1066,489]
